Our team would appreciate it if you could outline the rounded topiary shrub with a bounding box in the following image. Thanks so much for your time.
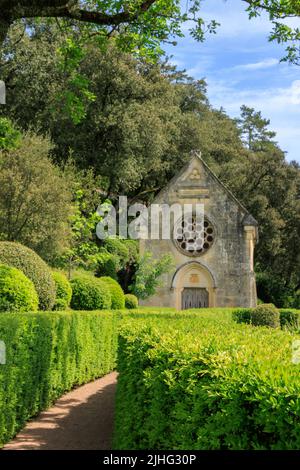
[70,273,111,310]
[99,276,125,309]
[52,271,72,311]
[0,264,38,312]
[251,303,280,328]
[125,294,138,309]
[0,242,55,310]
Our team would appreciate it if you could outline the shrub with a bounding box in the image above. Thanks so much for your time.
[232,308,251,324]
[250,303,280,328]
[100,276,125,309]
[115,310,300,450]
[0,242,55,310]
[0,311,117,446]
[124,294,138,309]
[292,291,300,309]
[52,271,72,311]
[70,273,111,310]
[95,251,119,280]
[256,271,292,308]
[0,264,38,312]
[279,309,299,330]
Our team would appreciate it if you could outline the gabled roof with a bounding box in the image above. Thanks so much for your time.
[153,150,258,227]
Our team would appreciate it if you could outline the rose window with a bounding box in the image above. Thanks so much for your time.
[173,215,214,256]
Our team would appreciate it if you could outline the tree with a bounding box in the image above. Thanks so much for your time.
[0,128,73,263]
[0,1,299,64]
[0,117,21,149]
[236,105,276,151]
[0,26,247,196]
[0,1,218,56]
[131,251,173,299]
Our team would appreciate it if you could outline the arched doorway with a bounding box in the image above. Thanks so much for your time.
[171,261,216,310]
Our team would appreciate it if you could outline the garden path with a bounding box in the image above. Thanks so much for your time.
[3,371,117,450]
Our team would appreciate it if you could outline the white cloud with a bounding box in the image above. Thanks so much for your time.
[232,58,278,71]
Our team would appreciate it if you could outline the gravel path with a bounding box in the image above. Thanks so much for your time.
[3,372,118,450]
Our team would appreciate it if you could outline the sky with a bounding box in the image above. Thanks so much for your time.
[164,0,300,162]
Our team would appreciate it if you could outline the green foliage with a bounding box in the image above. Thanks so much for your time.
[99,276,125,309]
[0,131,72,263]
[59,187,106,274]
[131,252,173,299]
[255,271,293,308]
[236,105,276,151]
[232,308,251,324]
[95,251,119,280]
[0,118,21,150]
[124,294,138,309]
[115,309,300,450]
[292,291,300,309]
[70,273,111,310]
[0,242,56,311]
[52,271,72,311]
[57,38,96,124]
[251,303,280,328]
[279,309,300,330]
[0,310,117,446]
[0,264,38,313]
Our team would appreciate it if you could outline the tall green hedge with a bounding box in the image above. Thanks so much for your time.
[114,310,300,450]
[0,242,55,310]
[0,311,117,447]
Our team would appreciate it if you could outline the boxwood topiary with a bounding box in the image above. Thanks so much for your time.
[124,294,138,309]
[52,271,72,311]
[251,303,280,328]
[70,273,111,310]
[0,242,55,310]
[0,264,38,312]
[99,276,125,309]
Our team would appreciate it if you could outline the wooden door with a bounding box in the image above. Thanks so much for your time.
[181,288,209,309]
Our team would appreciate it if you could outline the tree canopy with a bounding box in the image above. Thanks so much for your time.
[0,1,299,64]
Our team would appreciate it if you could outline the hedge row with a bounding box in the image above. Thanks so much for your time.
[114,310,300,450]
[233,307,300,330]
[0,310,117,447]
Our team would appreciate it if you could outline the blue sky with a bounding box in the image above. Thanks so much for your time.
[164,0,300,162]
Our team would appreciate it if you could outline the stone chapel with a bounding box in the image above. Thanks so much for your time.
[140,152,258,309]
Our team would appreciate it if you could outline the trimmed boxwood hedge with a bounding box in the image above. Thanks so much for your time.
[52,271,72,311]
[124,294,138,309]
[114,310,300,450]
[0,264,38,312]
[70,273,111,310]
[233,307,300,331]
[0,242,55,310]
[0,310,117,447]
[100,276,125,309]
